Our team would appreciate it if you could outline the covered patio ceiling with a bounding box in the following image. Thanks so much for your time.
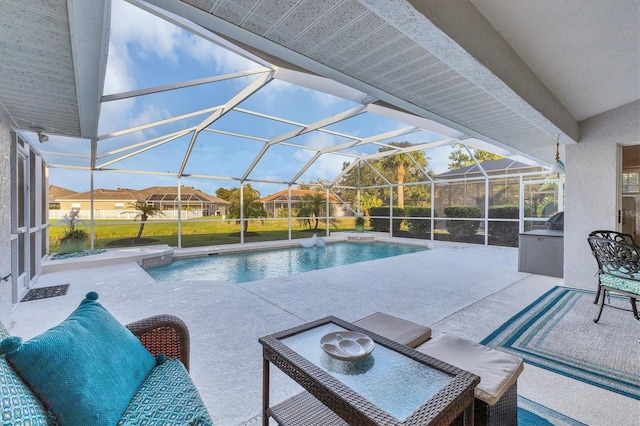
[0,0,637,187]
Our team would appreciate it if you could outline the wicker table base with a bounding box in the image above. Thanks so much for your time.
[260,317,479,426]
[269,391,349,426]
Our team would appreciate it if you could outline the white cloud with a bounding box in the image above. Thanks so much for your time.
[310,91,342,108]
[101,1,184,136]
[103,40,136,95]
[255,79,295,106]
[130,102,172,129]
[292,133,346,182]
[183,34,258,73]
[301,153,345,183]
[109,0,182,64]
[256,80,342,112]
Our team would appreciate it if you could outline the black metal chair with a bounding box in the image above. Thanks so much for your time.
[587,230,637,304]
[586,236,640,323]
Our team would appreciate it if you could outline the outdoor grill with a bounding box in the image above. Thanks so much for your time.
[546,212,564,230]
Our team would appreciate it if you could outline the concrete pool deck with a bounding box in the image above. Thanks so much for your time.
[8,238,635,425]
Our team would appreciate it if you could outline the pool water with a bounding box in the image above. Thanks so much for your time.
[146,242,426,284]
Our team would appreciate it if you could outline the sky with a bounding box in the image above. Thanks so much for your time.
[47,0,462,198]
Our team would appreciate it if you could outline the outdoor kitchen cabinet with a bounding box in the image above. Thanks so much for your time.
[518,230,564,278]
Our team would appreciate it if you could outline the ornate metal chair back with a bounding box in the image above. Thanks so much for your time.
[587,236,640,278]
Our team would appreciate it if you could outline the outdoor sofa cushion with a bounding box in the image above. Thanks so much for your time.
[416,333,523,406]
[353,312,432,348]
[0,292,157,425]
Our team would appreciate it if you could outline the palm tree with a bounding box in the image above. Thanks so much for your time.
[128,202,164,238]
[226,184,267,233]
[378,142,428,208]
[296,192,335,230]
[297,193,323,230]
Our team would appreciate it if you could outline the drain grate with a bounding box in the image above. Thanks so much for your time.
[21,284,70,302]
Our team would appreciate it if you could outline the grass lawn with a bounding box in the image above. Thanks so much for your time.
[48,217,485,253]
[49,217,359,253]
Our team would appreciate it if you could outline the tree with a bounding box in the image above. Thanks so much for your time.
[296,192,334,230]
[377,141,429,208]
[225,184,267,233]
[298,179,329,191]
[334,161,380,204]
[359,192,382,216]
[448,144,503,170]
[336,146,431,210]
[128,202,164,238]
[215,187,234,201]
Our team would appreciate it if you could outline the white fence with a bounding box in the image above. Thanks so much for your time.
[48,209,210,221]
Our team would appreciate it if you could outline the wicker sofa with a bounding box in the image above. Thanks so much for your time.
[0,293,213,425]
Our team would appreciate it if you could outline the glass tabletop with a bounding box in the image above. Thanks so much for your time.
[280,322,452,421]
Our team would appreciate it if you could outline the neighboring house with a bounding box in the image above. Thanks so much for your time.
[52,186,230,219]
[258,189,351,217]
[133,186,230,217]
[48,185,77,210]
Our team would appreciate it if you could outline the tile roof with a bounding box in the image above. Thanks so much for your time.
[258,189,341,203]
[55,188,139,201]
[52,186,229,204]
[48,185,77,202]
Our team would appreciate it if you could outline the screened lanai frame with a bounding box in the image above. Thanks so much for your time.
[328,154,563,246]
[26,0,562,252]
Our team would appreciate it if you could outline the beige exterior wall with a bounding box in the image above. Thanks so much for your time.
[0,108,12,325]
[565,100,640,289]
[54,199,228,219]
[56,200,132,213]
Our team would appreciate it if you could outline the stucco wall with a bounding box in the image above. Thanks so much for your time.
[564,100,640,289]
[0,107,12,325]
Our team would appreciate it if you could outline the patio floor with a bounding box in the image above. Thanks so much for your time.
[8,238,635,425]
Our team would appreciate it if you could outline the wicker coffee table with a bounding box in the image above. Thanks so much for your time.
[259,316,480,425]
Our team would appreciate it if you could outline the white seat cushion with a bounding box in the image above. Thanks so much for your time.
[353,312,431,348]
[416,333,523,406]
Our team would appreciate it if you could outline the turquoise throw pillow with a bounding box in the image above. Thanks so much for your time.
[0,292,156,426]
[0,323,50,426]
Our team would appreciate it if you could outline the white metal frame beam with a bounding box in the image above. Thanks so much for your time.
[179,70,275,176]
[142,0,547,165]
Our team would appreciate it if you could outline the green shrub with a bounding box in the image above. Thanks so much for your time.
[487,205,518,246]
[444,206,482,239]
[369,207,405,232]
[405,206,432,236]
[488,205,532,246]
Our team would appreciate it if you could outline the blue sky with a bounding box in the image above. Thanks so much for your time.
[48,0,458,197]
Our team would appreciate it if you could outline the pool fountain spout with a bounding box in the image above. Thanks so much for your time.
[300,233,325,248]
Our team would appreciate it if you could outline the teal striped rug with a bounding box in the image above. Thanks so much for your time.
[482,286,639,400]
[243,397,584,426]
[518,396,585,426]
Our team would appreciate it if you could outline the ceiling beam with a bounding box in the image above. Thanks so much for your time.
[364,0,578,143]
[67,0,111,139]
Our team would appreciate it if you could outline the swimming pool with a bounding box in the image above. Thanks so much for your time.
[146,242,426,284]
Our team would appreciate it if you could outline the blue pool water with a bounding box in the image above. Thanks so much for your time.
[146,242,426,284]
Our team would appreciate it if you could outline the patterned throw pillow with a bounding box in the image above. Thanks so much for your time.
[0,323,50,425]
[0,292,156,426]
[118,358,214,425]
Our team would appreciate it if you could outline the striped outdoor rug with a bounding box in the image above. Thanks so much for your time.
[517,396,585,426]
[481,286,639,400]
[243,397,584,426]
